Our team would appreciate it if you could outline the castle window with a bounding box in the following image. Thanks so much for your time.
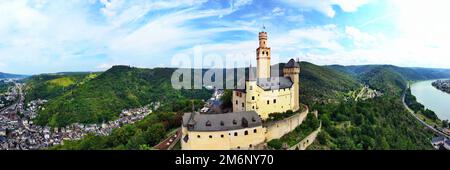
[242,118,249,128]
[252,117,256,122]
[237,146,241,149]
[252,96,255,100]
[221,134,224,138]
[244,131,249,136]
[252,106,255,109]
[250,86,253,90]
[233,119,237,125]
[234,132,238,136]
[236,100,238,105]
[220,121,224,126]
[249,144,253,148]
[273,99,277,104]
[209,135,213,139]
[206,120,211,127]
[197,135,201,138]
[241,103,244,107]
[267,100,270,105]
[254,129,257,133]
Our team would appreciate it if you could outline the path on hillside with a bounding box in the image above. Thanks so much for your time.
[401,93,450,138]
[154,128,181,150]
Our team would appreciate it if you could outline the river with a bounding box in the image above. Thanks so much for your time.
[410,80,450,121]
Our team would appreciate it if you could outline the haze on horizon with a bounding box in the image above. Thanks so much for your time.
[1,0,450,75]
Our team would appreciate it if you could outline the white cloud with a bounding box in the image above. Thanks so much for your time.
[281,0,371,17]
[345,26,381,48]
[232,0,253,9]
[272,7,285,16]
[0,0,250,74]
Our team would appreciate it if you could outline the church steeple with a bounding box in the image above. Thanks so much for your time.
[256,30,271,79]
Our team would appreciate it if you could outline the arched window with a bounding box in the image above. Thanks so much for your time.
[209,135,213,139]
[254,129,257,133]
[197,135,201,138]
[244,130,249,136]
[242,118,249,128]
[234,132,238,136]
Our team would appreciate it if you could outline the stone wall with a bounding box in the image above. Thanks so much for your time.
[288,122,322,150]
[264,105,309,141]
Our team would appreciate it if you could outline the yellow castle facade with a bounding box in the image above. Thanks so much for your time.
[181,31,303,150]
[233,31,301,119]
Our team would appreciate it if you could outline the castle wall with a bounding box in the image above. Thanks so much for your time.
[289,122,321,150]
[264,106,309,141]
[181,126,266,150]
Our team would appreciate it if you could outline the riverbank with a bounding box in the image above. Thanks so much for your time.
[402,92,450,138]
[410,80,450,121]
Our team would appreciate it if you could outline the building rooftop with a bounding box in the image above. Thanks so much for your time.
[257,77,293,91]
[182,111,262,132]
[431,136,446,144]
[285,59,300,68]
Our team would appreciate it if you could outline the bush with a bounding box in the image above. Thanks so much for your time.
[267,139,283,150]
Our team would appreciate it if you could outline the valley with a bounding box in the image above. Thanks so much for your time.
[2,62,450,150]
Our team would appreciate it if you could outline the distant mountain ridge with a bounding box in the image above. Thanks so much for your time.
[328,64,450,81]
[0,72,28,79]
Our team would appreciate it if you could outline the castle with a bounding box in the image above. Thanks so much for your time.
[233,31,300,120]
[181,31,306,150]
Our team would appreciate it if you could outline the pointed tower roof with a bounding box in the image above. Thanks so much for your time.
[285,59,300,68]
[247,66,256,81]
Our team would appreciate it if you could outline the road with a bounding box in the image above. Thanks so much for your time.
[401,93,450,138]
[1,83,27,130]
[154,128,181,150]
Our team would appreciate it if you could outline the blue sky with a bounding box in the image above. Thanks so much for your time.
[1,0,450,74]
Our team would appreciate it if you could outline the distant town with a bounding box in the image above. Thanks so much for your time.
[0,79,158,150]
[432,79,450,94]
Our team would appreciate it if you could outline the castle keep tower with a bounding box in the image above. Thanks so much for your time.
[283,59,300,111]
[256,31,271,79]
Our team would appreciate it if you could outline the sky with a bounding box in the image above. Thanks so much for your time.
[1,0,450,74]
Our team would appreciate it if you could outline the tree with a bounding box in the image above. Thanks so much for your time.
[443,120,449,128]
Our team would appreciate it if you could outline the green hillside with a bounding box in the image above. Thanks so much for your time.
[359,67,406,95]
[310,66,433,150]
[0,80,14,93]
[298,62,361,105]
[33,66,211,127]
[30,62,436,150]
[25,73,98,103]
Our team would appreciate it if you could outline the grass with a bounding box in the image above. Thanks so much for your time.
[48,77,75,87]
[415,112,441,127]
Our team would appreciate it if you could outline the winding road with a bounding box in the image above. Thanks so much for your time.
[401,93,450,138]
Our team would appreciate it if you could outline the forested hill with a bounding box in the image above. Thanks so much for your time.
[309,64,435,150]
[25,72,99,103]
[297,62,360,105]
[329,64,450,81]
[31,66,211,127]
[33,62,439,149]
